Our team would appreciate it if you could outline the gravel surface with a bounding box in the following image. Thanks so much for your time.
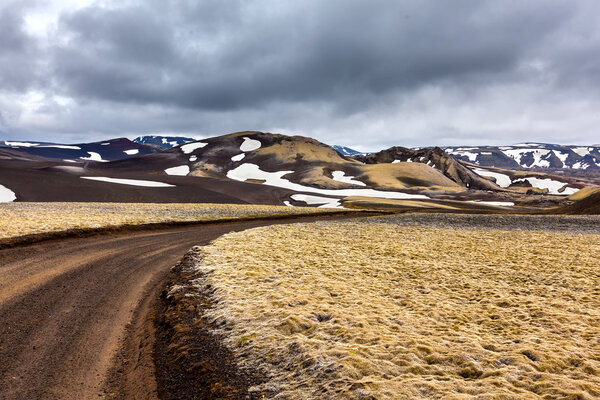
[359,213,600,234]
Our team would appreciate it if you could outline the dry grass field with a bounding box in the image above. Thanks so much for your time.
[0,202,341,239]
[188,215,600,399]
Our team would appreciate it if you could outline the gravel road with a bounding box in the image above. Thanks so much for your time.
[0,213,363,400]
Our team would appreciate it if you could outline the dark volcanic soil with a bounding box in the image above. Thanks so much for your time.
[0,213,367,400]
[0,158,294,204]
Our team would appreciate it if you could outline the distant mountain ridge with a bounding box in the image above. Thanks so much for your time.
[133,135,196,148]
[443,143,600,170]
[0,138,160,162]
[1,131,599,209]
[333,145,364,156]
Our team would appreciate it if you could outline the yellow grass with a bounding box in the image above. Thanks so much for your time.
[567,187,600,201]
[191,219,600,399]
[256,135,358,164]
[358,163,462,190]
[0,202,341,239]
[343,196,461,210]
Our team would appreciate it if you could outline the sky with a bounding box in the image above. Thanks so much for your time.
[1,0,600,151]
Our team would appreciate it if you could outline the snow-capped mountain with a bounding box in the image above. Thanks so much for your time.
[443,143,600,170]
[0,138,160,162]
[333,145,364,156]
[133,135,196,148]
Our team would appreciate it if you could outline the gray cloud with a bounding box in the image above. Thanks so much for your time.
[2,0,600,149]
[0,1,42,92]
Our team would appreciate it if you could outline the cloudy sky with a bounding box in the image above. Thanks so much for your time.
[1,0,599,151]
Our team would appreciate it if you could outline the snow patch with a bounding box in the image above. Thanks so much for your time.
[4,141,38,147]
[181,142,208,154]
[231,153,246,162]
[101,142,110,145]
[468,201,515,207]
[63,159,77,163]
[471,168,512,188]
[331,171,366,186]
[513,177,579,195]
[80,152,108,162]
[240,137,261,152]
[503,149,550,168]
[553,150,569,167]
[39,145,82,150]
[283,201,293,207]
[291,194,343,209]
[447,150,478,162]
[124,149,139,155]
[226,163,429,200]
[164,165,190,176]
[572,147,590,157]
[81,177,175,187]
[189,155,197,162]
[392,160,401,164]
[0,184,16,202]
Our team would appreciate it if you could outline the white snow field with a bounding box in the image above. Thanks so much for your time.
[331,171,366,186]
[513,177,579,195]
[164,165,190,176]
[226,163,429,201]
[4,141,39,147]
[180,142,208,154]
[240,137,261,152]
[445,149,478,162]
[80,152,108,162]
[81,177,175,187]
[552,150,569,166]
[290,194,343,208]
[38,145,82,150]
[124,149,139,155]
[471,168,512,188]
[0,184,16,202]
[572,147,591,157]
[231,153,246,162]
[502,148,551,168]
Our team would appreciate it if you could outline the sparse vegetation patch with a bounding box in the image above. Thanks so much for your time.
[188,215,600,399]
[0,202,341,239]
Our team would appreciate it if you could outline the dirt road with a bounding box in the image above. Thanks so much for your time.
[0,214,363,400]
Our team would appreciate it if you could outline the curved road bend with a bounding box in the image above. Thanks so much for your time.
[0,213,363,400]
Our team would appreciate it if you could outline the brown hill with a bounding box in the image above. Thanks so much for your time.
[172,132,467,192]
[353,146,501,191]
[555,188,600,214]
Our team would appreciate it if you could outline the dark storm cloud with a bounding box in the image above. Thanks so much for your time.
[49,1,570,110]
[3,0,600,147]
[0,1,41,91]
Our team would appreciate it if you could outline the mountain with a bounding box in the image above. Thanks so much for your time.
[133,135,197,148]
[0,138,161,162]
[1,131,597,211]
[333,145,363,156]
[443,143,600,170]
[353,146,501,191]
